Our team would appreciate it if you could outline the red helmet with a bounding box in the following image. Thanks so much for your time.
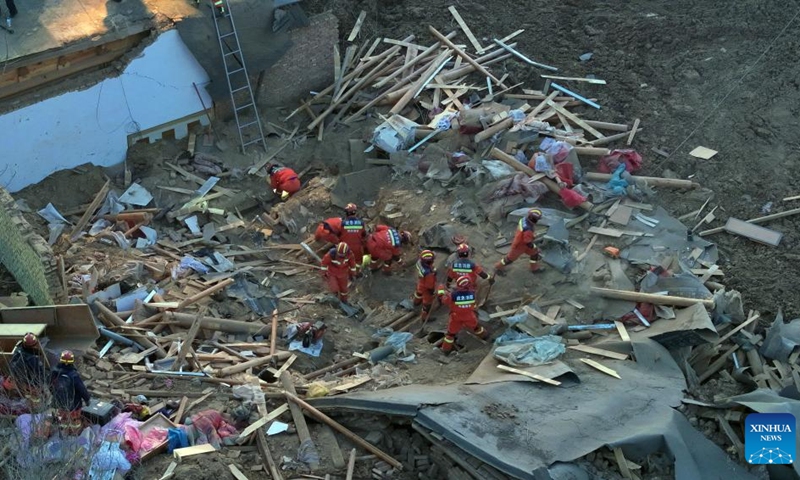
[419,250,435,264]
[455,275,471,290]
[60,350,75,364]
[527,208,543,223]
[399,231,412,244]
[336,242,350,257]
[345,203,358,216]
[22,332,38,348]
[456,243,470,257]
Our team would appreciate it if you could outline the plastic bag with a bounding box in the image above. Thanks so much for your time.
[482,160,516,179]
[297,438,321,466]
[492,335,565,367]
[306,383,330,398]
[502,311,529,326]
[383,332,413,355]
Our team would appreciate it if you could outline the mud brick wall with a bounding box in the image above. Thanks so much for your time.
[0,187,60,305]
[257,12,338,108]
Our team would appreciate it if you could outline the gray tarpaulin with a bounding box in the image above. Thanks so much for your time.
[620,207,718,267]
[310,340,753,480]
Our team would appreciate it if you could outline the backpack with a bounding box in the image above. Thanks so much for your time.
[52,371,75,409]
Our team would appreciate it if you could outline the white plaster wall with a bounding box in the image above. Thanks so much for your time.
[0,29,212,193]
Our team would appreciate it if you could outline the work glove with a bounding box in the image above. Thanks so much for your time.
[281,191,290,201]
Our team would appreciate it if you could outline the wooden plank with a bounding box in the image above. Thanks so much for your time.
[237,403,290,441]
[714,313,760,346]
[621,200,653,211]
[489,308,519,319]
[608,205,633,226]
[428,26,507,88]
[332,44,342,97]
[724,217,783,246]
[69,179,111,241]
[545,100,605,138]
[164,163,236,197]
[448,6,484,53]
[524,306,558,325]
[614,321,630,342]
[228,465,250,480]
[580,358,621,379]
[587,227,650,238]
[497,364,562,386]
[332,376,373,392]
[690,268,724,278]
[158,461,178,480]
[698,343,741,383]
[545,306,561,323]
[174,443,216,460]
[566,299,585,310]
[613,447,634,479]
[172,396,189,424]
[347,11,367,42]
[569,345,628,361]
[689,146,718,160]
[540,74,607,85]
[626,119,640,145]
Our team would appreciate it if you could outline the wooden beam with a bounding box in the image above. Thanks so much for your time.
[614,321,630,342]
[285,392,402,469]
[714,313,760,346]
[171,315,202,371]
[626,119,640,145]
[698,343,742,384]
[544,100,605,138]
[280,372,320,469]
[237,403,290,441]
[583,172,700,189]
[345,448,356,480]
[591,287,715,308]
[173,444,216,461]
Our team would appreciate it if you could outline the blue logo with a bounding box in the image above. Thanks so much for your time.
[745,413,795,465]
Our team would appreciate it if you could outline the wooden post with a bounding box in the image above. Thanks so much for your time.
[171,315,202,371]
[304,357,364,380]
[163,312,269,335]
[284,392,402,469]
[583,172,700,190]
[270,309,279,365]
[216,351,292,377]
[590,287,714,308]
[175,278,234,310]
[345,448,356,480]
[280,371,320,470]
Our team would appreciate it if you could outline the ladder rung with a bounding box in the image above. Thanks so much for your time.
[239,121,259,128]
[228,68,245,75]
[231,86,249,94]
[235,103,254,112]
[242,139,263,147]
[224,50,240,57]
[220,32,236,38]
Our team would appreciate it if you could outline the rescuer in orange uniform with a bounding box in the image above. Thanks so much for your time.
[314,217,343,245]
[320,242,358,303]
[267,164,301,200]
[365,225,411,274]
[339,203,367,261]
[413,250,437,322]
[445,243,494,290]
[495,208,543,274]
[436,276,489,354]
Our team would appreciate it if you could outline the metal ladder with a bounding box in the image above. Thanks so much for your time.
[211,0,266,153]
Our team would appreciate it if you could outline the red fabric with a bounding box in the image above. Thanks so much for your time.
[326,274,348,296]
[439,290,479,334]
[512,221,535,251]
[506,243,539,264]
[270,168,301,194]
[558,188,587,209]
[314,217,343,244]
[366,226,401,262]
[554,162,574,187]
[597,149,643,174]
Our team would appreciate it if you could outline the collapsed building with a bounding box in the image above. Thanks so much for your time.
[0,1,799,480]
